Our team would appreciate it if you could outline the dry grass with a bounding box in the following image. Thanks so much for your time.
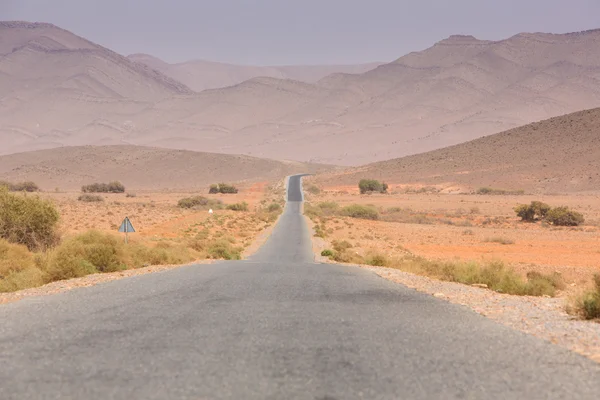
[568,276,600,320]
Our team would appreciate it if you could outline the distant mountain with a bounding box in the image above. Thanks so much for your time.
[2,22,600,166]
[127,53,383,92]
[313,108,600,193]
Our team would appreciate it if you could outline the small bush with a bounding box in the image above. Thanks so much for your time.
[569,275,600,320]
[81,181,125,193]
[332,240,353,253]
[178,196,223,209]
[208,183,239,194]
[514,201,551,222]
[267,203,282,213]
[304,202,340,219]
[126,193,137,198]
[484,237,515,245]
[306,185,321,195]
[78,194,104,202]
[206,239,242,260]
[0,188,60,250]
[546,207,585,226]
[365,252,388,267]
[477,187,524,195]
[0,181,40,192]
[359,179,388,194]
[0,239,45,292]
[321,249,334,257]
[341,204,379,220]
[227,202,249,212]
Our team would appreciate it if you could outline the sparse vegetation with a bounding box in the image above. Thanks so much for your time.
[0,188,60,251]
[306,184,321,195]
[126,193,137,198]
[341,204,379,220]
[227,202,249,211]
[82,181,125,193]
[177,196,223,209]
[484,237,515,245]
[267,203,282,213]
[546,207,585,227]
[78,194,104,202]
[477,187,524,195]
[0,180,40,192]
[569,275,600,320]
[321,249,334,257]
[514,202,584,226]
[209,183,239,194]
[359,179,388,194]
[206,238,242,260]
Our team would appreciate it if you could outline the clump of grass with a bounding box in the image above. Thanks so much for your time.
[477,187,525,195]
[206,239,242,260]
[178,196,223,209]
[484,237,515,245]
[0,187,60,251]
[226,202,249,211]
[384,256,562,297]
[306,184,321,195]
[267,203,282,213]
[321,249,334,257]
[304,202,340,219]
[78,194,104,202]
[341,204,379,220]
[0,239,44,292]
[568,275,600,320]
[364,252,388,267]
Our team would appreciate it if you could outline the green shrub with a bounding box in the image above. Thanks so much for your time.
[359,179,388,194]
[0,181,40,192]
[321,249,334,257]
[477,187,524,195]
[514,201,551,222]
[0,188,60,250]
[208,183,239,194]
[227,202,249,211]
[341,204,379,220]
[267,203,282,213]
[546,207,585,226]
[206,239,242,260]
[177,196,222,209]
[0,239,45,292]
[569,275,600,320]
[78,194,104,202]
[81,181,125,193]
[365,252,388,267]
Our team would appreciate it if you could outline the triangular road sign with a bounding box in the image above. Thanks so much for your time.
[118,217,136,233]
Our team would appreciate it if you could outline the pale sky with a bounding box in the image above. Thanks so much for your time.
[1,0,599,65]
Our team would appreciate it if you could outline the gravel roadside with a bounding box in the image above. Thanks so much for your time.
[307,216,600,363]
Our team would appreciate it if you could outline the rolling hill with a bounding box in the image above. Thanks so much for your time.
[0,145,334,191]
[313,108,600,193]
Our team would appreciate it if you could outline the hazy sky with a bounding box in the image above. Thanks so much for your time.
[2,0,599,65]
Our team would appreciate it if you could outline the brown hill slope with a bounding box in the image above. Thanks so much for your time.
[313,108,600,193]
[127,53,383,92]
[0,145,333,191]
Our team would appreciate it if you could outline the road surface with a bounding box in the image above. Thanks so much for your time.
[1,175,599,399]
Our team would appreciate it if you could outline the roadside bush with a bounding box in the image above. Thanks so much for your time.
[321,249,334,257]
[341,204,379,220]
[0,181,40,192]
[306,184,321,195]
[514,201,551,222]
[365,252,388,267]
[304,202,340,219]
[43,231,126,281]
[0,239,45,293]
[546,207,585,226]
[177,196,223,209]
[227,202,249,211]
[78,194,104,202]
[359,179,388,194]
[206,239,242,260]
[267,203,282,213]
[81,181,125,193]
[570,275,600,320]
[0,188,60,250]
[332,240,353,253]
[208,183,239,194]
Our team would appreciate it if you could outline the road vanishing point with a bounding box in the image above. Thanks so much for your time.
[1,175,599,399]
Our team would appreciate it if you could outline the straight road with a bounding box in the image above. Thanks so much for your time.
[1,175,599,399]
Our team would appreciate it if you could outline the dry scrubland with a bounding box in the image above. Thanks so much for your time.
[303,179,600,319]
[0,181,285,294]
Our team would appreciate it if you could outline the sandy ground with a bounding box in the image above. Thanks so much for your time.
[0,181,286,304]
[305,187,600,289]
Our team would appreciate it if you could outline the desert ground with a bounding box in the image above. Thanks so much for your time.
[303,179,600,293]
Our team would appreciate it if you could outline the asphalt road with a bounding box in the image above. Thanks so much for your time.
[1,174,599,399]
